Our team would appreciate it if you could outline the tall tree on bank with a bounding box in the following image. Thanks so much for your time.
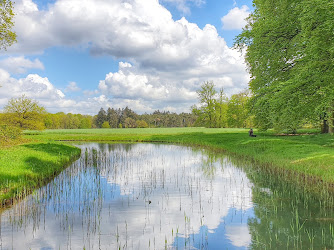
[3,95,46,130]
[227,90,253,128]
[0,0,16,50]
[235,0,334,133]
[192,81,252,128]
[194,81,217,127]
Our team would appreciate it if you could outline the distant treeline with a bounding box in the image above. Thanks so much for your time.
[1,85,255,132]
[42,108,197,129]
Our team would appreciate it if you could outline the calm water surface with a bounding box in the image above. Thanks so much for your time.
[0,143,333,249]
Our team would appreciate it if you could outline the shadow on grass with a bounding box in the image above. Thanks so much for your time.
[0,145,80,206]
[23,143,78,156]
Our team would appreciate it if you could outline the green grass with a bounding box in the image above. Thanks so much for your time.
[2,127,333,204]
[0,142,80,205]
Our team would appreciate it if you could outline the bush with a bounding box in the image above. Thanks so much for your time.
[101,121,110,128]
[0,125,22,141]
[136,120,149,128]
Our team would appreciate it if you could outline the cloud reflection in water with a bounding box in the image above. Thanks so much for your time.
[0,143,254,249]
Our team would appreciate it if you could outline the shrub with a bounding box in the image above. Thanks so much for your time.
[101,121,110,128]
[0,125,22,141]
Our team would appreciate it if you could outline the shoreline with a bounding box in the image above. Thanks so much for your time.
[1,127,333,205]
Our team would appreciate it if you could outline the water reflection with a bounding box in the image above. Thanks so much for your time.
[0,143,254,249]
[0,143,333,249]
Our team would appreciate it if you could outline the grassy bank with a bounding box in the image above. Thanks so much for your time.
[0,142,80,205]
[24,128,334,185]
[1,127,332,205]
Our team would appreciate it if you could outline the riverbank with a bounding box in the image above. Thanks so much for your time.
[0,142,80,206]
[25,128,334,184]
[1,127,333,204]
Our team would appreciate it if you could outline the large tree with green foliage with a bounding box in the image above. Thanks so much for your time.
[3,95,46,130]
[227,90,253,128]
[192,81,252,128]
[236,0,334,133]
[0,0,16,50]
[193,81,217,127]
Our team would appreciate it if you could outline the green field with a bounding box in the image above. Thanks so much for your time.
[1,127,334,204]
[0,142,80,205]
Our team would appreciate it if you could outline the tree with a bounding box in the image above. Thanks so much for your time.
[4,95,46,130]
[0,0,16,50]
[136,120,148,128]
[101,121,110,128]
[194,81,217,127]
[95,108,107,128]
[124,117,136,128]
[107,108,119,128]
[79,116,92,129]
[215,88,228,128]
[235,0,334,133]
[227,90,253,128]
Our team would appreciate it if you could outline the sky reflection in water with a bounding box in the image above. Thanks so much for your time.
[0,143,255,249]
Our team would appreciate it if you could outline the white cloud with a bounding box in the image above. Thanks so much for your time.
[225,225,252,247]
[98,62,169,101]
[65,81,81,92]
[0,56,44,74]
[221,5,250,30]
[0,70,64,101]
[0,68,166,114]
[0,69,93,114]
[0,0,251,114]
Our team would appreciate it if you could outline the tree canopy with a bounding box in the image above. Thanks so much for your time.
[235,0,334,133]
[0,0,16,50]
[192,81,252,128]
[3,95,46,130]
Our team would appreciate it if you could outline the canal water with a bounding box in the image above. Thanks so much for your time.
[0,143,333,249]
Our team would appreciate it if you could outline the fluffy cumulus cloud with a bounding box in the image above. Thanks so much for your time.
[0,68,65,107]
[0,56,44,74]
[221,5,250,30]
[0,69,90,113]
[0,0,251,114]
[0,68,169,114]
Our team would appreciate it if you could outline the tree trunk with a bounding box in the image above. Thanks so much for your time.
[321,119,329,133]
[328,106,334,134]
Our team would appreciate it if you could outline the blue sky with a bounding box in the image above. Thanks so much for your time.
[0,0,253,114]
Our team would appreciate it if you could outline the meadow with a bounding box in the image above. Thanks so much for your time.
[0,142,80,205]
[1,127,334,204]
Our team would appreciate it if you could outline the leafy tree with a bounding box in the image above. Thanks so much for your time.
[101,121,110,128]
[214,88,228,128]
[0,0,16,50]
[227,90,252,128]
[79,116,92,129]
[136,120,148,128]
[124,117,136,128]
[4,95,46,130]
[194,81,217,127]
[235,0,334,133]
